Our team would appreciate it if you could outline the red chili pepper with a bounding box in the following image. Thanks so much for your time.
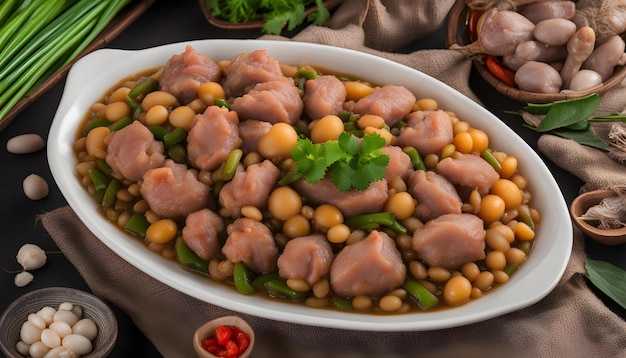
[202,325,250,358]
[484,55,517,88]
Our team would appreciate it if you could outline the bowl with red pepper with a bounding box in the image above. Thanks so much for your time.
[193,316,254,358]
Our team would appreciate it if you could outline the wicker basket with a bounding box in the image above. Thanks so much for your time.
[446,0,626,103]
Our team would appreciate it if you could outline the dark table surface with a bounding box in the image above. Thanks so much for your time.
[1,1,624,357]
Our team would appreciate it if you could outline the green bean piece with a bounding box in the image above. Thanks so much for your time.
[278,170,303,186]
[343,121,357,132]
[333,296,353,311]
[95,158,112,176]
[88,168,109,191]
[214,98,231,109]
[264,280,309,300]
[127,77,158,102]
[216,149,243,181]
[251,272,280,290]
[403,146,426,171]
[295,68,318,80]
[147,125,168,141]
[517,204,535,231]
[519,241,532,255]
[393,120,407,129]
[346,129,364,138]
[168,144,187,164]
[108,116,132,132]
[233,262,257,295]
[101,178,120,207]
[82,117,110,134]
[403,279,439,310]
[163,127,187,149]
[345,212,407,234]
[504,262,519,276]
[174,236,209,274]
[338,109,352,122]
[125,213,149,237]
[480,149,503,171]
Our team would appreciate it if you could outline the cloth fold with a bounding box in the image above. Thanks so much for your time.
[41,1,626,357]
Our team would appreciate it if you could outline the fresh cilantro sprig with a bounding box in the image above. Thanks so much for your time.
[510,94,626,149]
[205,0,331,35]
[291,132,390,192]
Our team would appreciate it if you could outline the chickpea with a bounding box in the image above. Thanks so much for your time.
[109,87,131,103]
[105,101,131,122]
[357,114,385,129]
[383,191,415,220]
[286,278,310,292]
[379,295,403,312]
[473,271,495,292]
[453,120,470,135]
[313,204,344,230]
[327,224,351,244]
[169,105,196,130]
[241,206,263,221]
[363,126,392,146]
[142,90,178,111]
[352,295,372,311]
[85,126,110,159]
[198,82,225,105]
[409,261,428,280]
[453,132,473,154]
[268,186,302,221]
[257,122,298,159]
[145,219,178,244]
[505,247,527,265]
[415,98,438,111]
[468,128,489,153]
[145,105,169,126]
[515,221,535,241]
[344,81,374,101]
[491,179,523,210]
[283,214,311,239]
[485,250,507,271]
[485,227,511,252]
[310,115,344,143]
[428,266,451,282]
[477,194,505,224]
[443,275,472,305]
[460,262,480,282]
[499,156,518,179]
[312,279,330,298]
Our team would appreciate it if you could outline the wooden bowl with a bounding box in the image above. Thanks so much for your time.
[0,287,118,358]
[199,0,344,30]
[446,0,626,103]
[193,316,255,358]
[570,189,626,246]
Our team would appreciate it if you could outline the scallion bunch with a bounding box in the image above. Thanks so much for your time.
[0,0,132,125]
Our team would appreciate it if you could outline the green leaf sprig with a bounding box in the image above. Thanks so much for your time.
[585,257,626,310]
[205,0,330,35]
[510,94,626,149]
[291,132,390,192]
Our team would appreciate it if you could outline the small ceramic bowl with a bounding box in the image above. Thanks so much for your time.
[193,316,255,358]
[570,189,626,246]
[0,287,118,358]
[445,0,626,103]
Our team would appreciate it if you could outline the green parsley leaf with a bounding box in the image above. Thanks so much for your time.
[290,133,390,192]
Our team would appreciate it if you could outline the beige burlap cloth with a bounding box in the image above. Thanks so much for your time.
[42,1,626,357]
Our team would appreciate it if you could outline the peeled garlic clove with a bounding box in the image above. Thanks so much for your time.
[62,334,93,355]
[568,69,603,91]
[7,133,45,154]
[16,243,47,270]
[14,271,34,287]
[23,174,49,200]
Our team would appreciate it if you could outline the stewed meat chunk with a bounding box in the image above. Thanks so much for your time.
[104,121,165,181]
[396,109,454,155]
[187,105,242,171]
[330,230,406,297]
[380,145,413,182]
[159,45,221,104]
[407,170,462,222]
[436,152,500,195]
[140,159,211,219]
[222,49,285,98]
[351,85,416,127]
[238,119,272,154]
[277,234,333,286]
[182,209,224,261]
[219,160,281,218]
[293,176,388,218]
[222,218,278,274]
[303,75,347,120]
[231,78,303,124]
[412,213,486,270]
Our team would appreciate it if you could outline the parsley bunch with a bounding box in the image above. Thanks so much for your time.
[291,132,390,192]
[206,0,331,35]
